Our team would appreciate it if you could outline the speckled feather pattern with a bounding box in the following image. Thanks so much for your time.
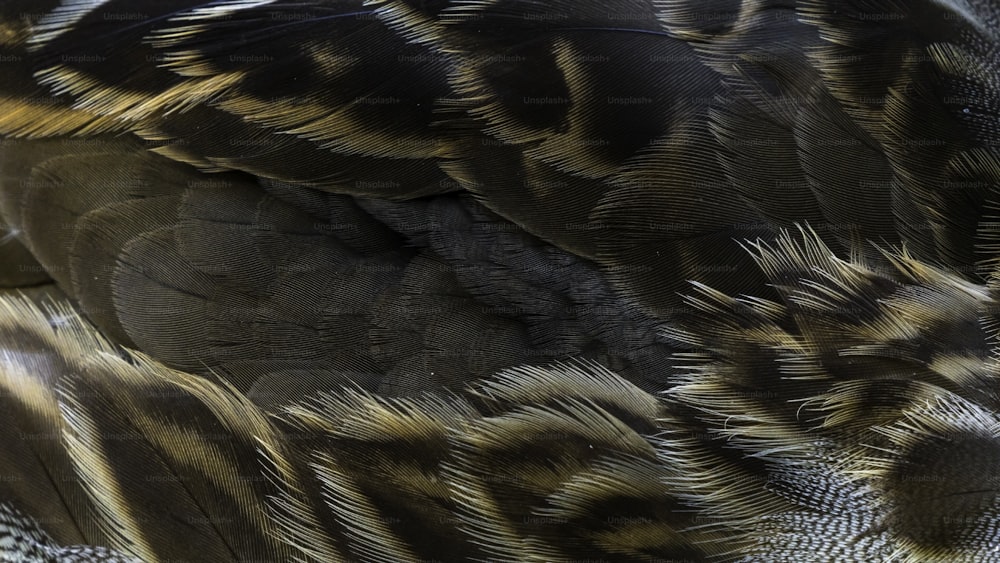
[0,0,998,561]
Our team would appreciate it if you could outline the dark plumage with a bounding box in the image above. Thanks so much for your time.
[0,0,999,561]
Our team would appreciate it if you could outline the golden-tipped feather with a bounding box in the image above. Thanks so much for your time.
[5,225,1000,560]
[1,0,999,561]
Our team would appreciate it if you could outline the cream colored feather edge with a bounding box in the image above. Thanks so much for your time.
[3,229,1000,561]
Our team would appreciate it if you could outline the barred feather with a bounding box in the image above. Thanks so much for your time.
[0,0,999,561]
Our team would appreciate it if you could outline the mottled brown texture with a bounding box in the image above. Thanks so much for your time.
[0,0,999,561]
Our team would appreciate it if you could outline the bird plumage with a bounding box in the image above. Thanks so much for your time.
[0,0,999,561]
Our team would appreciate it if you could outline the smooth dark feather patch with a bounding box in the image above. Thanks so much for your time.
[69,196,181,346]
[0,233,50,287]
[3,0,1000,560]
[863,395,1000,559]
[112,227,217,371]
